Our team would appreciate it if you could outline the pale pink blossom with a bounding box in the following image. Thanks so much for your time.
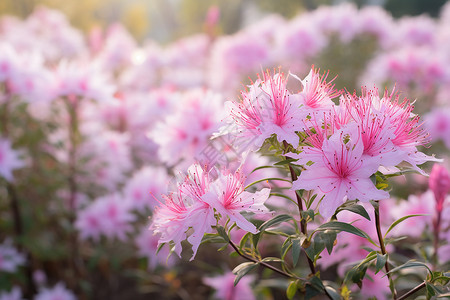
[95,23,136,71]
[358,270,390,300]
[151,89,224,168]
[429,164,450,213]
[0,286,22,300]
[207,170,270,233]
[152,164,270,260]
[0,239,25,273]
[123,166,169,211]
[226,71,304,149]
[204,271,255,300]
[54,60,115,102]
[75,193,136,241]
[34,283,76,300]
[388,191,434,238]
[292,127,389,218]
[135,227,176,270]
[424,108,450,148]
[0,138,25,182]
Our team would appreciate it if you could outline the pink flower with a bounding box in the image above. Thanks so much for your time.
[34,283,76,300]
[135,227,176,270]
[152,163,270,260]
[207,170,270,233]
[226,71,304,149]
[0,239,25,273]
[388,191,434,238]
[292,67,340,113]
[292,128,389,218]
[75,194,136,241]
[0,286,22,300]
[429,164,450,213]
[0,138,25,182]
[358,270,390,300]
[54,60,115,102]
[151,89,224,168]
[123,166,169,211]
[204,271,255,300]
[424,108,450,149]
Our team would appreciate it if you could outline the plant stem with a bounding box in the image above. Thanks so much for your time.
[397,281,426,300]
[432,210,442,269]
[228,240,299,279]
[374,201,397,300]
[282,142,316,275]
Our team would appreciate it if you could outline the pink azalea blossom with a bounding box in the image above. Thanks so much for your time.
[0,138,25,182]
[429,164,450,213]
[358,270,390,300]
[0,286,22,300]
[292,67,340,113]
[151,89,224,168]
[388,191,434,238]
[123,166,169,211]
[207,170,270,233]
[152,164,270,260]
[135,227,176,270]
[226,71,304,149]
[0,239,25,273]
[75,194,136,241]
[34,283,76,300]
[204,271,255,300]
[424,108,450,149]
[292,127,389,218]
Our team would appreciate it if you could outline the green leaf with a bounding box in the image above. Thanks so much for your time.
[344,252,377,285]
[301,209,315,222]
[384,214,429,237]
[233,262,258,286]
[244,177,292,189]
[305,276,324,300]
[315,221,370,239]
[274,158,299,165]
[258,214,295,233]
[324,285,341,300]
[261,257,283,263]
[239,232,251,250]
[426,282,437,298]
[338,204,371,221]
[375,253,387,274]
[216,226,230,242]
[291,235,307,267]
[286,280,298,300]
[384,260,432,277]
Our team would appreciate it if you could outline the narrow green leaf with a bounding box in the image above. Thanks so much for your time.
[259,214,295,233]
[233,262,258,286]
[216,226,230,242]
[301,209,315,222]
[261,257,283,263]
[249,165,278,174]
[426,282,437,298]
[338,204,371,221]
[315,221,369,239]
[274,158,299,165]
[244,177,292,190]
[292,237,303,267]
[384,214,429,237]
[324,285,341,300]
[286,280,298,300]
[239,232,251,249]
[384,260,432,277]
[375,253,387,274]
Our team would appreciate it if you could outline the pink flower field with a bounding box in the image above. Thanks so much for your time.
[0,1,449,299]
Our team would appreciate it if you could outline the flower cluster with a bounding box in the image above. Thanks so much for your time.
[152,163,270,259]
